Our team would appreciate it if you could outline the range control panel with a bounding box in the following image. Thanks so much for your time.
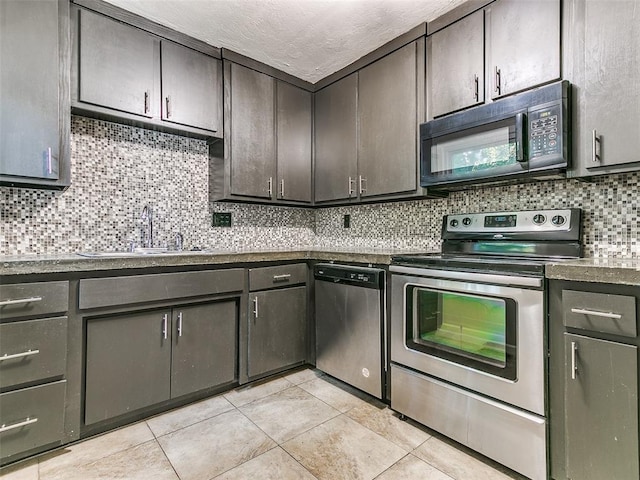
[445,209,576,234]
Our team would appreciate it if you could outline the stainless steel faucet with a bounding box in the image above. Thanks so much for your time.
[140,204,153,248]
[174,232,184,251]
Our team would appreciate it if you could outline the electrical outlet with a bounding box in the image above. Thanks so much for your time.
[343,214,351,228]
[212,212,232,227]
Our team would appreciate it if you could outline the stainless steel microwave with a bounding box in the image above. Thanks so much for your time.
[420,81,571,190]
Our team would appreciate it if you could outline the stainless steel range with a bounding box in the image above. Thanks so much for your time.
[389,208,582,480]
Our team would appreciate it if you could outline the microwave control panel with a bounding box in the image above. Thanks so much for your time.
[529,104,561,159]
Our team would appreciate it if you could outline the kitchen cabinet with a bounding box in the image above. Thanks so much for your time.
[247,264,307,380]
[0,281,70,465]
[85,301,237,425]
[427,0,560,118]
[0,0,70,189]
[80,269,243,427]
[427,9,484,117]
[315,39,425,204]
[276,81,312,202]
[549,280,640,480]
[314,74,358,202]
[358,40,422,198]
[486,0,560,100]
[211,61,312,204]
[161,41,223,133]
[565,0,640,177]
[71,5,222,139]
[227,62,275,199]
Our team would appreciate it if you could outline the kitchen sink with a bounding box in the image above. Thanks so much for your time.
[76,248,217,258]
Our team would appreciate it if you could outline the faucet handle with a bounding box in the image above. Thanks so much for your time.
[174,232,184,251]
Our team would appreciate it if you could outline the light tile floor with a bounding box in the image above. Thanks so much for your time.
[1,368,527,480]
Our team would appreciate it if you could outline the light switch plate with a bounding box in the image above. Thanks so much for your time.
[212,212,232,227]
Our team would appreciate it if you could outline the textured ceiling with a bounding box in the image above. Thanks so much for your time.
[103,0,467,84]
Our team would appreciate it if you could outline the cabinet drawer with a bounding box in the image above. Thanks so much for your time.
[563,289,637,338]
[249,263,307,291]
[79,269,244,309]
[0,281,69,320]
[0,380,66,462]
[0,317,68,390]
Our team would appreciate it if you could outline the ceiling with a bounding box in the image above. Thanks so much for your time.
[103,0,467,84]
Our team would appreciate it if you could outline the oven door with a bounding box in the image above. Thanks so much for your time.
[390,266,545,415]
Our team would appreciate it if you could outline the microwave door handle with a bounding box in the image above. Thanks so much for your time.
[515,112,527,163]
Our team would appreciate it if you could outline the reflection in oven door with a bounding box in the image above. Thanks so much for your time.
[389,265,547,480]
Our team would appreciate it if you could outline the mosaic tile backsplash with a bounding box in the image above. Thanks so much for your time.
[1,116,638,258]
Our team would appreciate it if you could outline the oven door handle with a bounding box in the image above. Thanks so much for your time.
[389,265,542,288]
[515,112,527,163]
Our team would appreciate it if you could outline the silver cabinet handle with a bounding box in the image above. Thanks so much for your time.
[47,147,53,175]
[162,313,169,340]
[473,74,479,101]
[268,177,273,197]
[280,179,285,198]
[177,312,183,337]
[494,66,501,95]
[0,349,40,362]
[348,176,355,197]
[359,176,367,195]
[165,95,171,118]
[570,341,578,380]
[570,307,622,319]
[273,274,291,282]
[0,417,38,434]
[144,90,150,114]
[0,296,42,307]
[252,297,259,318]
[592,129,601,163]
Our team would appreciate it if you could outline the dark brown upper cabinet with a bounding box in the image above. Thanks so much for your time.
[0,0,70,190]
[71,5,222,140]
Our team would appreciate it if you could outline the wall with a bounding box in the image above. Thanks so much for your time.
[1,116,638,258]
[0,117,314,256]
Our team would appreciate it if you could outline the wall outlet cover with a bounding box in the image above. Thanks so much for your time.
[213,212,232,227]
[343,214,351,228]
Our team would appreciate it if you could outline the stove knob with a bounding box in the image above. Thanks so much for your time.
[533,214,546,225]
[551,215,566,226]
[449,219,459,227]
[462,217,472,226]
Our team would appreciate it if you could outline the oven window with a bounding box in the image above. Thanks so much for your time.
[406,286,517,380]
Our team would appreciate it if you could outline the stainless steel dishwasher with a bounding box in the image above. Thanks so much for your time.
[314,263,385,399]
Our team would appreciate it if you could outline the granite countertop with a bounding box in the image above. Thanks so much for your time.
[0,247,431,276]
[546,257,640,286]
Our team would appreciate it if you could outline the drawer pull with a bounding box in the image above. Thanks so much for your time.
[0,349,40,362]
[0,417,38,433]
[0,296,43,307]
[273,274,291,282]
[570,341,578,380]
[570,308,622,319]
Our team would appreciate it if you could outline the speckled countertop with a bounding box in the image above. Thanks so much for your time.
[546,257,640,286]
[3,250,639,286]
[0,247,431,276]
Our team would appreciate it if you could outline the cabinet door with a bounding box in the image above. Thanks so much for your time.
[0,0,61,180]
[314,74,358,202]
[171,301,237,398]
[487,0,560,99]
[564,333,639,480]
[161,41,222,133]
[358,41,420,198]
[581,0,640,170]
[77,8,158,118]
[248,287,306,379]
[429,10,484,117]
[276,81,312,203]
[229,63,275,199]
[85,310,172,425]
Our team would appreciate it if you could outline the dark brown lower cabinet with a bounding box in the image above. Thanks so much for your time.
[563,333,638,480]
[248,286,306,379]
[85,301,237,425]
